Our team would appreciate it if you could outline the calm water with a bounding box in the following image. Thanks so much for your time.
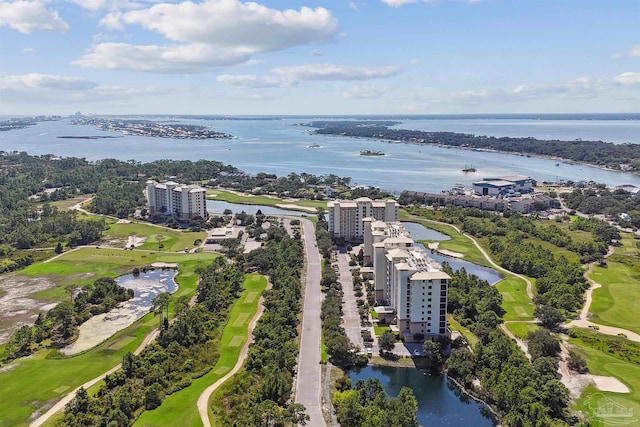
[206,200,307,216]
[349,365,496,427]
[2,117,640,193]
[401,221,451,241]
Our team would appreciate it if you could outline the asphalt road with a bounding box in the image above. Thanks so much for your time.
[294,218,327,427]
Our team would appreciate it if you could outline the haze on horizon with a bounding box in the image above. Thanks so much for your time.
[0,0,638,116]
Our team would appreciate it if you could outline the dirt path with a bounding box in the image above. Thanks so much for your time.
[29,328,159,427]
[197,284,269,427]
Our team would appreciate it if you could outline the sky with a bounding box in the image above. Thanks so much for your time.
[0,0,638,115]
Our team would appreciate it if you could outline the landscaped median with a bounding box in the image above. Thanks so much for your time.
[132,273,267,427]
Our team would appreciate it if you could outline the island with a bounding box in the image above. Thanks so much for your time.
[360,150,385,156]
[70,117,232,140]
[305,120,640,173]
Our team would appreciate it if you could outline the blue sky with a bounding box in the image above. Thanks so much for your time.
[0,0,638,115]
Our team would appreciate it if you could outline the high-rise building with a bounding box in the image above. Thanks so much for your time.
[145,180,207,220]
[327,197,398,241]
[363,220,449,342]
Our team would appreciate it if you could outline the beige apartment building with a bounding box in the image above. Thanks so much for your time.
[327,197,398,241]
[145,180,207,220]
[363,220,449,342]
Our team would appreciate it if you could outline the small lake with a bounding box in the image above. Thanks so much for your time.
[206,200,307,216]
[62,269,178,355]
[349,365,496,427]
[402,222,502,284]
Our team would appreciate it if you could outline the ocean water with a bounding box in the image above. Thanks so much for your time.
[1,116,639,193]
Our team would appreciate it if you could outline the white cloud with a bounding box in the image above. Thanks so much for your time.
[612,45,640,59]
[216,74,290,88]
[381,0,419,6]
[0,73,97,90]
[74,42,253,73]
[0,1,69,33]
[271,63,398,81]
[342,84,388,99]
[450,74,638,104]
[312,50,323,57]
[80,0,338,72]
[613,72,640,85]
[348,1,358,10]
[22,47,35,53]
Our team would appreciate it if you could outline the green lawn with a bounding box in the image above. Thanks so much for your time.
[133,273,267,427]
[22,248,216,301]
[399,212,490,267]
[373,324,391,337]
[448,315,479,347]
[569,329,640,426]
[0,315,157,427]
[0,253,215,427]
[496,275,535,321]
[105,221,207,252]
[589,234,640,335]
[207,189,327,211]
[505,322,540,339]
[48,195,93,211]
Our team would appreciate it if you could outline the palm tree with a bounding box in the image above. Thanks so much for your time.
[151,292,171,329]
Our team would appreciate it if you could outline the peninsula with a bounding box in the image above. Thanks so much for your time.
[71,117,232,140]
[306,121,640,173]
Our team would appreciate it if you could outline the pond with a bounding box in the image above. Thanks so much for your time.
[206,200,308,216]
[61,269,178,355]
[402,222,502,284]
[401,221,451,241]
[348,365,496,427]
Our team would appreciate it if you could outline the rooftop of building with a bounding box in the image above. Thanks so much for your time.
[473,180,515,187]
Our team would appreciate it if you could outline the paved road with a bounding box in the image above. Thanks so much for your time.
[294,218,326,427]
[336,253,364,350]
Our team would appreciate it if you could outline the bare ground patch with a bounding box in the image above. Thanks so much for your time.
[0,274,58,343]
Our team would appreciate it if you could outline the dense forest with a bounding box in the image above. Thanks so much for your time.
[307,121,640,172]
[562,187,640,226]
[211,224,309,425]
[444,267,571,426]
[61,259,244,426]
[3,277,134,362]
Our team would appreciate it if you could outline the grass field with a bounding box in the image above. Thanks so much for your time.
[48,195,93,211]
[105,221,207,252]
[399,212,489,267]
[496,275,535,321]
[22,248,216,300]
[448,315,479,347]
[133,273,267,427]
[0,315,157,427]
[569,329,640,426]
[589,234,640,335]
[0,251,216,427]
[207,189,327,211]
[505,322,540,339]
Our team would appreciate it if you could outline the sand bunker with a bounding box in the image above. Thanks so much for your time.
[61,270,177,355]
[126,235,146,248]
[591,375,630,393]
[275,204,317,213]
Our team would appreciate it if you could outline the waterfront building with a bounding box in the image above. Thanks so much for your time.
[473,175,533,196]
[145,180,207,220]
[363,220,449,342]
[327,197,398,241]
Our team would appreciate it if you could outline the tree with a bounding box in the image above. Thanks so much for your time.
[526,329,561,361]
[155,234,164,250]
[422,340,443,374]
[55,242,63,254]
[152,292,172,329]
[534,305,565,329]
[378,331,396,354]
[567,349,588,373]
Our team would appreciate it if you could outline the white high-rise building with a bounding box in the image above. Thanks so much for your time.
[327,197,398,241]
[363,220,449,342]
[145,180,207,220]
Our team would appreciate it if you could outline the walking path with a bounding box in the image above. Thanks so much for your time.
[294,218,326,427]
[565,248,640,343]
[197,285,268,427]
[29,328,159,427]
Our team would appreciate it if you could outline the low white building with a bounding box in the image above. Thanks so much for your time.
[145,180,207,220]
